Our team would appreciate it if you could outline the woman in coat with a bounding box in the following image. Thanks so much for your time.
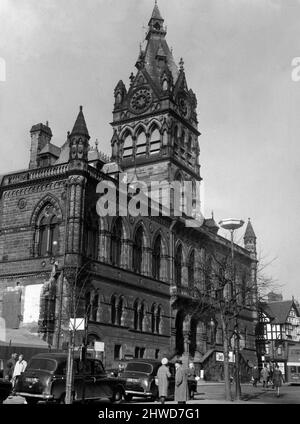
[157,358,171,404]
[174,360,188,404]
[272,364,284,397]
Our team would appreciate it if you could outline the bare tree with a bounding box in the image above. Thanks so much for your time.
[188,246,276,401]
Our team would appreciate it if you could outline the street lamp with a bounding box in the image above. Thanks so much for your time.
[219,218,244,401]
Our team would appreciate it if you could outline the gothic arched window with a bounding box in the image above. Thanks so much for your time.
[111,295,117,324]
[117,296,124,326]
[37,205,59,257]
[136,130,147,156]
[188,250,195,289]
[139,302,145,331]
[151,304,156,333]
[156,305,161,334]
[149,128,161,155]
[123,132,133,158]
[133,299,139,330]
[133,226,143,274]
[175,244,183,287]
[152,235,161,280]
[111,218,123,267]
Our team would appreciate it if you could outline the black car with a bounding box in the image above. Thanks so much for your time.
[123,359,195,402]
[15,352,126,404]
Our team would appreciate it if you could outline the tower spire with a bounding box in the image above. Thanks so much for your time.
[70,105,90,139]
[244,218,257,254]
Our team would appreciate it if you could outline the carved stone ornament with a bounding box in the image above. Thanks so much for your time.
[18,198,27,209]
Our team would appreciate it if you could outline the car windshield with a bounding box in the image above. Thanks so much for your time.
[125,362,153,374]
[27,358,57,372]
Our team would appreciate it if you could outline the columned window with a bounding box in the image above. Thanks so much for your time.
[37,205,59,257]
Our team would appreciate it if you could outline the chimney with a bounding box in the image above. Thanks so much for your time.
[29,122,52,169]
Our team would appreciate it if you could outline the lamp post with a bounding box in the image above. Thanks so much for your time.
[219,218,244,401]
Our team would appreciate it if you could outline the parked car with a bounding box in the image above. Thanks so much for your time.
[122,359,195,402]
[15,352,126,404]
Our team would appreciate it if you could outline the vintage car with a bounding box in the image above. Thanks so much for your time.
[15,352,126,404]
[123,359,196,402]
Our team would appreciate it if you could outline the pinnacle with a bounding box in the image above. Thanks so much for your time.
[244,218,256,240]
[70,105,90,139]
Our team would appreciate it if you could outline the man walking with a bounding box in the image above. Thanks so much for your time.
[187,362,197,399]
[272,364,284,397]
[174,360,188,404]
[261,364,269,388]
[12,354,27,390]
[4,353,17,382]
[156,358,171,404]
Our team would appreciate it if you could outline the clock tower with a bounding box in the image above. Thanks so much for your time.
[110,2,201,192]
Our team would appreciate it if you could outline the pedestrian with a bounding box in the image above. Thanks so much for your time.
[261,364,269,388]
[272,364,284,397]
[187,362,197,400]
[174,360,188,404]
[12,354,27,390]
[269,363,274,389]
[156,358,171,404]
[252,365,260,387]
[4,353,17,382]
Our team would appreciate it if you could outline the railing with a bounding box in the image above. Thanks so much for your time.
[2,164,68,186]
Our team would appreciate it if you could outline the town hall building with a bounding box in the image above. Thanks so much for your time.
[0,3,258,380]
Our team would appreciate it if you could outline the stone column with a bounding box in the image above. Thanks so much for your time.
[121,239,132,269]
[142,246,152,277]
[98,229,110,263]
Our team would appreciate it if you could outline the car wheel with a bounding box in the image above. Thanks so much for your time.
[124,394,133,402]
[111,387,123,404]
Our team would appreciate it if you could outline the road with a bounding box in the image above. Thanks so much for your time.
[130,383,300,404]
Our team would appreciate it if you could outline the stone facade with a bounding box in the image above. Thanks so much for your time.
[0,4,258,377]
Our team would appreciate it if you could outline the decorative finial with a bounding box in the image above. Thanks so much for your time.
[67,131,70,137]
[46,120,49,127]
[179,57,184,71]
[155,0,157,5]
[170,46,173,54]
[211,210,214,220]
[80,105,83,112]
[95,139,99,150]
[248,217,251,222]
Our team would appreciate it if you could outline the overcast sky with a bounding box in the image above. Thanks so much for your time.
[0,0,300,300]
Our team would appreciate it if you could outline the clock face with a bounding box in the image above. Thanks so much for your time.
[130,88,152,113]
